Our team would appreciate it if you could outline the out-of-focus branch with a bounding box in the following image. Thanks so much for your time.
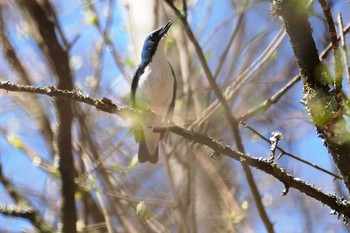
[317,0,343,91]
[0,162,53,233]
[163,1,274,232]
[17,1,77,232]
[239,74,301,121]
[190,28,286,129]
[213,14,243,80]
[76,107,140,233]
[0,5,55,154]
[271,0,350,194]
[84,0,131,81]
[239,21,350,121]
[1,81,350,219]
[0,127,57,175]
[0,205,53,233]
[337,13,350,94]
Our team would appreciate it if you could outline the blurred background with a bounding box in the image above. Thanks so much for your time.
[0,0,349,232]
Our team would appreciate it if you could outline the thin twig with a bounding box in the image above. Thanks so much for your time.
[191,28,286,129]
[0,127,56,175]
[239,74,301,121]
[213,14,243,79]
[0,163,53,232]
[240,121,342,180]
[85,0,131,81]
[182,0,187,18]
[104,190,175,207]
[317,0,343,92]
[337,13,350,95]
[239,22,350,122]
[320,23,350,60]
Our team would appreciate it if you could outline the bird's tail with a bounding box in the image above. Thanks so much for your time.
[138,127,160,164]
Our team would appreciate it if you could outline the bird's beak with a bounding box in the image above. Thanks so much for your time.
[158,20,172,37]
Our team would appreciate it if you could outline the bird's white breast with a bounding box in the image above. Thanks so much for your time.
[137,49,175,117]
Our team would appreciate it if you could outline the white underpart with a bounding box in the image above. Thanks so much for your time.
[136,37,175,154]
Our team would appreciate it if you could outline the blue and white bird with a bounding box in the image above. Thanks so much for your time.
[131,20,177,164]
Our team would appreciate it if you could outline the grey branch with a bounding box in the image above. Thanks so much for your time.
[1,80,350,220]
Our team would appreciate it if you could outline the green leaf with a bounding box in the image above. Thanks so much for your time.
[75,191,82,200]
[128,155,138,169]
[84,9,98,25]
[6,133,24,149]
[136,201,151,221]
[124,57,137,69]
[204,50,212,60]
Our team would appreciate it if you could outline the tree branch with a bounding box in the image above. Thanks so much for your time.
[271,0,350,194]
[0,162,53,233]
[0,81,129,117]
[17,1,77,231]
[1,81,350,220]
[0,5,55,154]
[163,1,274,231]
[317,0,343,91]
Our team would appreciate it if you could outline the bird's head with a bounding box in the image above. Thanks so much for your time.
[141,20,172,64]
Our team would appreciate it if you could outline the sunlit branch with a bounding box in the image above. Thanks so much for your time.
[0,81,130,118]
[2,80,350,220]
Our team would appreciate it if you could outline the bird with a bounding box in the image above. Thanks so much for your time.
[131,20,177,164]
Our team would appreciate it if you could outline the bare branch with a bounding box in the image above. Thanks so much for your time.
[0,163,53,233]
[1,80,350,219]
[17,1,77,231]
[85,0,131,81]
[337,13,350,95]
[0,81,129,117]
[317,0,343,91]
[163,1,274,231]
[241,121,342,180]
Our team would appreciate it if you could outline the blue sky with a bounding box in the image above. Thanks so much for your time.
[0,0,350,232]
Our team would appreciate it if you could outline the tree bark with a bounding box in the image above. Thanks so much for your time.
[271,0,350,194]
[18,1,77,232]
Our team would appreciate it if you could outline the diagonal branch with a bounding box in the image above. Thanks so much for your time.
[3,81,350,221]
[163,1,274,232]
[0,162,53,233]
